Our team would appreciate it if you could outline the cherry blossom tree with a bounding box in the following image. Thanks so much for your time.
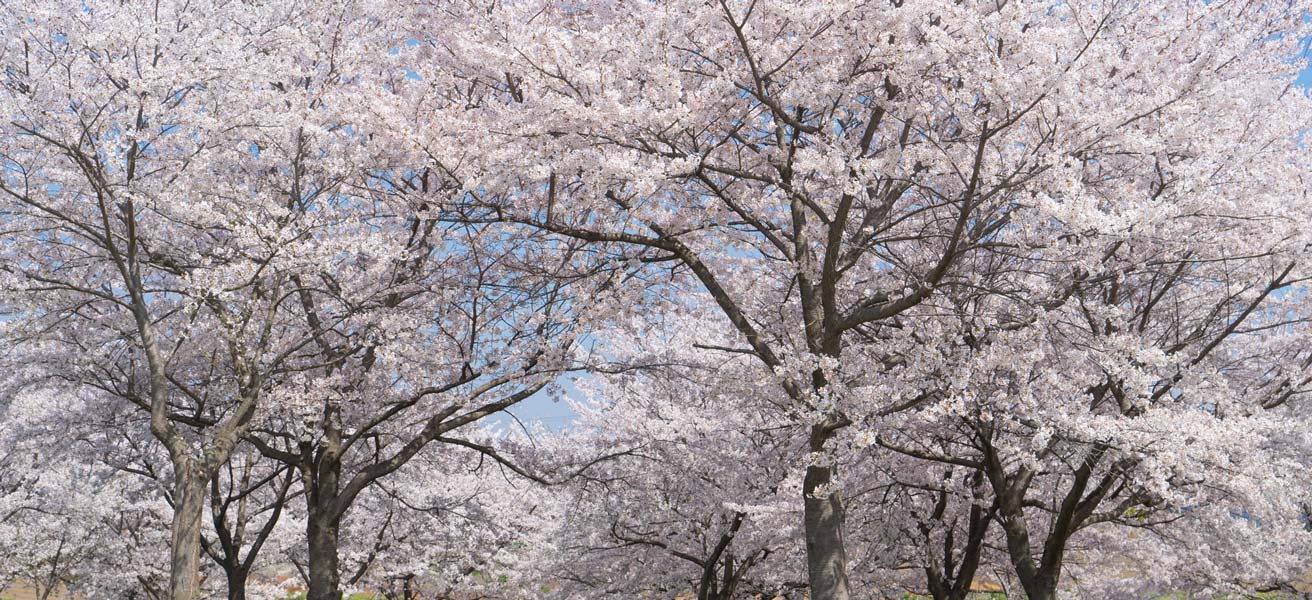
[383,0,1312,595]
[241,220,606,600]
[875,240,1312,597]
[855,456,1001,600]
[0,1,402,597]
[0,3,612,599]
[201,445,298,600]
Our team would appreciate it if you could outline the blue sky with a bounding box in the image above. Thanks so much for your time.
[489,377,583,432]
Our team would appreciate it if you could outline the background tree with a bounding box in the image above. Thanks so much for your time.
[201,445,298,600]
[0,385,183,599]
[542,345,806,600]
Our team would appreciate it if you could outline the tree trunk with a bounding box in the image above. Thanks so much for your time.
[302,445,345,600]
[224,567,248,600]
[169,469,208,600]
[1022,557,1065,600]
[306,505,343,600]
[1023,582,1058,600]
[802,462,850,600]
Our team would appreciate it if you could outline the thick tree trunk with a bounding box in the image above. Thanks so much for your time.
[305,453,344,600]
[169,470,208,600]
[996,507,1061,600]
[224,568,248,600]
[802,462,850,600]
[306,504,343,600]
[1022,581,1058,600]
[1022,558,1066,600]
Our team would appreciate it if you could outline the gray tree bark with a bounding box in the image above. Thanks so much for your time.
[168,470,209,600]
[802,424,850,600]
[306,510,343,600]
[304,453,345,600]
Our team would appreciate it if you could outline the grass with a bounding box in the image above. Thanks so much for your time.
[280,594,383,600]
[899,594,1006,600]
